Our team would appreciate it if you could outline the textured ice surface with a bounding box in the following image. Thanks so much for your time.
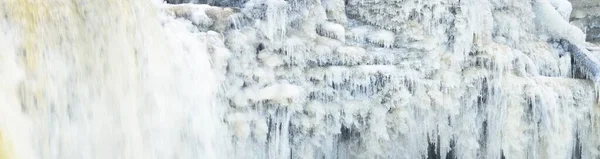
[2,0,600,159]
[184,0,600,158]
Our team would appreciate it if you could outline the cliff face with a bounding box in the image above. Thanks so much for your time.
[158,0,600,158]
[161,0,600,158]
[571,0,600,42]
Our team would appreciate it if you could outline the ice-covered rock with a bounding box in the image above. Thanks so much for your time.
[570,0,600,43]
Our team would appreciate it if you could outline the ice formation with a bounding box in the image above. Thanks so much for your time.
[0,1,227,158]
[202,0,600,158]
[1,0,600,159]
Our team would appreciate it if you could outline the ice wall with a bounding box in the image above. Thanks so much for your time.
[164,0,600,158]
[2,0,600,159]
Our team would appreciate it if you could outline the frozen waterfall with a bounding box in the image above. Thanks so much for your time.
[1,0,600,159]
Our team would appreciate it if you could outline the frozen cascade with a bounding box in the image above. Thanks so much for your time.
[0,0,228,159]
[1,0,600,159]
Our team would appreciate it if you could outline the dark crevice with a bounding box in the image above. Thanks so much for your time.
[257,43,265,54]
[266,117,273,140]
[570,51,588,80]
[480,120,488,156]
[427,140,438,159]
[477,78,489,110]
[525,96,535,122]
[572,132,582,159]
[447,140,455,159]
[340,125,360,142]
[427,137,456,159]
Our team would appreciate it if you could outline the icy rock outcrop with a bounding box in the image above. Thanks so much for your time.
[165,0,600,158]
[570,0,600,43]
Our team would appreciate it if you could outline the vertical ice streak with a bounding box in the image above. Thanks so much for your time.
[0,0,223,159]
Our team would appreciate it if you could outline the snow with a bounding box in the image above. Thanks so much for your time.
[534,0,586,44]
[548,0,573,21]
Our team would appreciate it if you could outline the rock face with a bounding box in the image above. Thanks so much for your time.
[163,0,600,158]
[570,0,600,43]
